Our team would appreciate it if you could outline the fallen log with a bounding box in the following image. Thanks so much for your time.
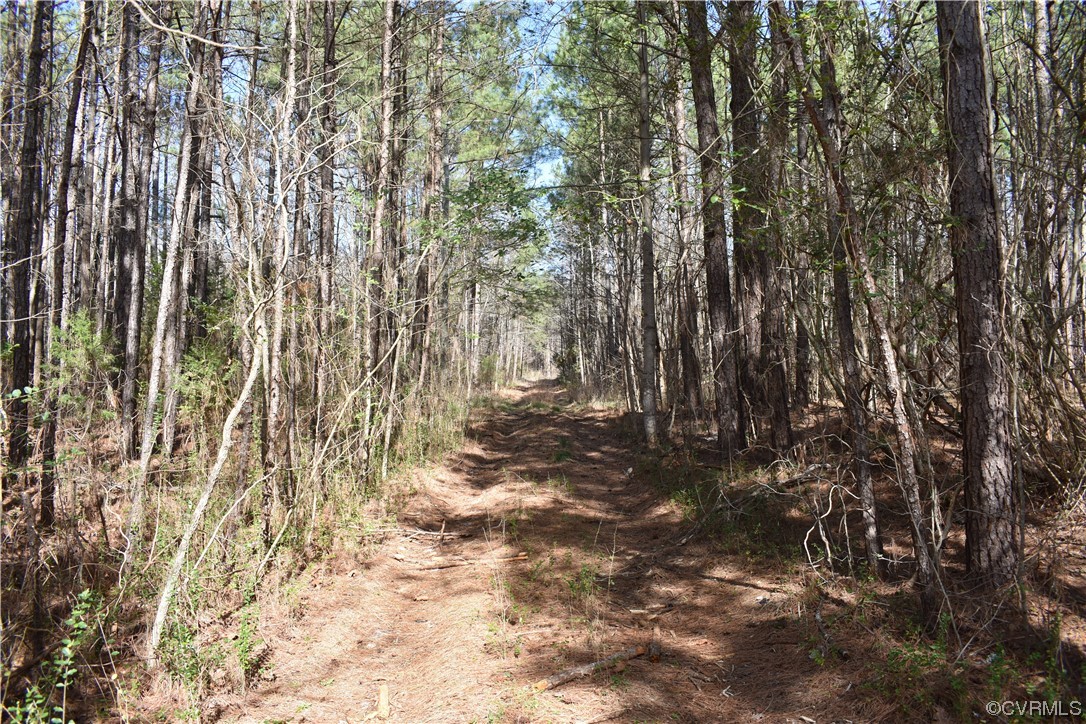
[532,641,661,691]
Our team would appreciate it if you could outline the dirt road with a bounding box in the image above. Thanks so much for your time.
[222,381,875,723]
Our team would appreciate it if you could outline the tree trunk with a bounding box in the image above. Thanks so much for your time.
[266,0,300,521]
[364,0,398,467]
[792,35,813,411]
[763,8,795,452]
[130,0,210,540]
[121,3,164,460]
[937,0,1018,588]
[112,2,140,395]
[778,4,936,614]
[684,0,744,456]
[40,0,95,528]
[637,0,659,446]
[667,0,702,412]
[727,0,765,444]
[315,0,338,438]
[416,1,445,393]
[3,0,49,489]
[778,3,883,572]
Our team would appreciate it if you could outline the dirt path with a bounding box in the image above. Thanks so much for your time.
[223,381,877,723]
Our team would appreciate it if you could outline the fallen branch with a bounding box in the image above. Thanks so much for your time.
[532,641,661,691]
[674,464,832,546]
[421,551,528,570]
[406,526,469,538]
[654,562,785,593]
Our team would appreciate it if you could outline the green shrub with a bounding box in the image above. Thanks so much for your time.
[6,589,101,724]
[44,310,116,415]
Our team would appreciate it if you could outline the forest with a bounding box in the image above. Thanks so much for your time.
[1,0,1084,721]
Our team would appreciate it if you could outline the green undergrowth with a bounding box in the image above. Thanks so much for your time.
[3,590,104,723]
[639,444,1085,719]
[643,451,806,568]
[137,385,478,715]
[863,608,1082,720]
[790,569,1084,722]
[10,357,484,719]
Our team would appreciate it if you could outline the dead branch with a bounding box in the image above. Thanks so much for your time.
[674,464,832,545]
[421,551,528,570]
[532,641,662,691]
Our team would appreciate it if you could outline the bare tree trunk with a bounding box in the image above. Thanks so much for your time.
[637,0,659,446]
[779,5,937,615]
[763,9,795,452]
[121,3,164,460]
[315,0,338,438]
[792,38,813,411]
[727,0,764,443]
[266,0,300,523]
[685,0,744,455]
[937,0,1018,588]
[667,0,702,412]
[130,0,210,540]
[112,2,140,401]
[363,0,398,471]
[3,0,49,490]
[39,0,94,529]
[71,57,99,321]
[774,3,882,571]
[416,1,445,393]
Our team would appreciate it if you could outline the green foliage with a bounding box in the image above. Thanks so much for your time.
[1025,614,1073,703]
[553,346,578,384]
[176,339,237,432]
[160,618,203,692]
[873,615,968,717]
[6,590,101,724]
[44,310,116,414]
[234,604,264,684]
[478,355,499,389]
[551,436,572,463]
[566,564,598,601]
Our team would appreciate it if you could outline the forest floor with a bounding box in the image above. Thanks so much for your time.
[197,380,1083,724]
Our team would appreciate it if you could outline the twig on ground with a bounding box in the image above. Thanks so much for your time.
[421,551,528,570]
[532,641,662,691]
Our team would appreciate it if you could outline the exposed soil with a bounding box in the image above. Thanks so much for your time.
[209,380,912,724]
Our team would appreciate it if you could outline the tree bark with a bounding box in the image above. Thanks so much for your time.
[130,0,211,541]
[416,1,445,393]
[3,0,49,489]
[637,0,659,446]
[40,0,95,528]
[667,0,702,412]
[778,4,936,612]
[121,3,164,460]
[783,2,883,573]
[363,0,399,472]
[684,0,744,456]
[763,8,795,452]
[316,0,338,438]
[937,0,1018,587]
[112,2,140,397]
[727,0,764,444]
